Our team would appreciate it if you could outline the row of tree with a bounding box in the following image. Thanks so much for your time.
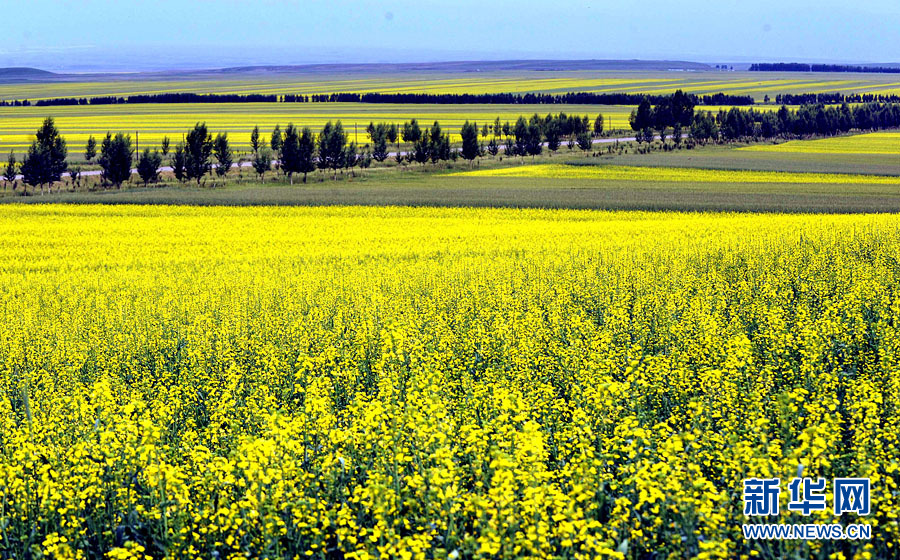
[2,118,236,192]
[628,91,697,142]
[631,101,900,143]
[773,93,900,105]
[7,101,897,193]
[750,63,900,74]
[4,90,754,108]
[4,109,603,192]
[716,102,900,140]
[305,91,753,106]
[33,93,278,107]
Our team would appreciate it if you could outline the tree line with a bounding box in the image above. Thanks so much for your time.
[633,101,900,144]
[5,101,898,194]
[304,91,754,106]
[750,63,900,74]
[20,90,899,109]
[2,118,239,193]
[774,93,900,105]
[2,110,606,193]
[2,90,754,108]
[32,93,279,107]
[627,91,697,143]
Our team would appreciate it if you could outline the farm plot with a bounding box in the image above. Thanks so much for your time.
[1,205,900,559]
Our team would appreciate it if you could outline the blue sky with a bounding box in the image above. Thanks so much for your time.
[5,0,899,71]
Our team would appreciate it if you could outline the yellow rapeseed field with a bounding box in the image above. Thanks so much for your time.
[2,72,899,102]
[452,163,900,185]
[0,103,626,153]
[1,205,898,560]
[741,132,900,155]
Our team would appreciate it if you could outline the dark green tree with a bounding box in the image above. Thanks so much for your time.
[525,115,543,158]
[630,98,654,137]
[250,125,261,154]
[838,103,853,132]
[185,123,213,185]
[98,132,133,188]
[21,117,68,194]
[298,127,317,183]
[270,125,282,155]
[317,121,349,177]
[368,123,390,162]
[357,148,372,171]
[545,117,561,155]
[253,146,272,180]
[460,121,480,163]
[412,136,430,165]
[486,137,499,157]
[136,148,162,186]
[576,131,592,151]
[593,113,604,136]
[513,116,528,157]
[84,136,97,162]
[213,133,233,180]
[669,90,695,128]
[690,111,718,144]
[401,119,422,144]
[653,102,673,143]
[3,151,16,190]
[428,122,450,164]
[386,124,399,145]
[279,124,301,184]
[172,143,187,183]
[721,107,750,140]
[759,112,778,138]
[343,142,358,172]
[776,105,792,135]
[503,134,515,157]
[161,136,170,157]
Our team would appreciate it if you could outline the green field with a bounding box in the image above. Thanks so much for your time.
[5,134,898,213]
[453,162,900,185]
[742,131,900,154]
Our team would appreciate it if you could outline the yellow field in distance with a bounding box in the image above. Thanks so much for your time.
[0,102,625,153]
[741,132,900,155]
[0,103,783,155]
[453,163,900,184]
[2,70,899,101]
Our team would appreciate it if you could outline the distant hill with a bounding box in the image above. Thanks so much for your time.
[0,59,718,85]
[6,60,899,84]
[207,59,715,75]
[0,67,58,83]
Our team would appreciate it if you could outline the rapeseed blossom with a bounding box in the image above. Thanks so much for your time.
[0,205,898,559]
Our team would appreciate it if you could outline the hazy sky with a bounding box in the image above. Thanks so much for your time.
[5,0,899,71]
